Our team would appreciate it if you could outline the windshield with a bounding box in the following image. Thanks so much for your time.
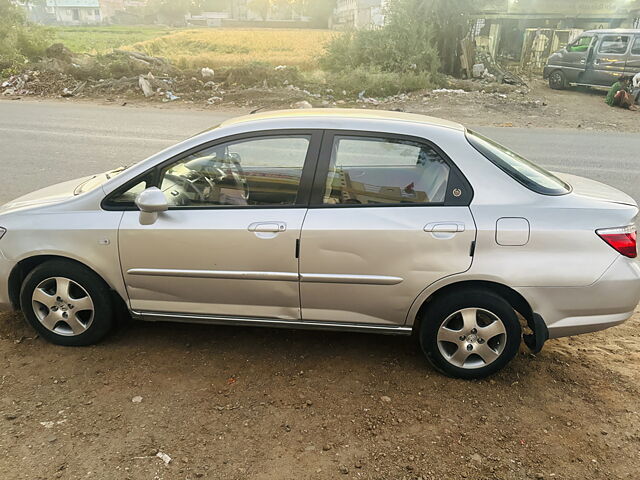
[466,130,571,195]
[74,166,130,195]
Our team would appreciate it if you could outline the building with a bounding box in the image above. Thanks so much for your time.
[332,0,387,29]
[183,0,311,28]
[44,0,102,25]
[473,0,640,67]
[185,11,230,27]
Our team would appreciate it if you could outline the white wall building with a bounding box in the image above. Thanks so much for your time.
[333,0,387,29]
[45,0,102,25]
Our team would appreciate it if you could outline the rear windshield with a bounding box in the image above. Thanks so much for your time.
[466,130,571,195]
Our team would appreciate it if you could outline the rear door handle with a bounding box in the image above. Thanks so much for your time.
[248,222,286,233]
[424,222,465,233]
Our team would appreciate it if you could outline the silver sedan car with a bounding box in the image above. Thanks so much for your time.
[1,110,638,379]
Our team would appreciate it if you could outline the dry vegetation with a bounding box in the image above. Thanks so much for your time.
[122,28,335,70]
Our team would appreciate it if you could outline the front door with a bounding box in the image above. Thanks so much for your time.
[299,132,476,326]
[117,131,321,320]
[559,34,594,83]
[584,33,631,86]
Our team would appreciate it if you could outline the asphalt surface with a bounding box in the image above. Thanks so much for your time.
[1,99,639,205]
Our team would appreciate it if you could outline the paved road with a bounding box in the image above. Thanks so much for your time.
[1,100,639,206]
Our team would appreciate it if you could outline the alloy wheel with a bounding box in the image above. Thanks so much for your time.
[31,277,95,336]
[436,308,507,369]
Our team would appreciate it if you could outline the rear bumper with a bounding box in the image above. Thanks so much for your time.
[542,66,553,79]
[0,251,15,311]
[516,257,640,339]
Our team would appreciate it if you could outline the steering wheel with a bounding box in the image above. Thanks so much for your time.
[221,154,249,201]
[163,172,207,205]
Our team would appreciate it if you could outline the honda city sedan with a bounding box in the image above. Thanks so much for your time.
[1,109,638,378]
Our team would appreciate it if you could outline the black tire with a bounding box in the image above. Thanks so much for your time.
[20,260,114,346]
[419,289,521,380]
[548,70,566,90]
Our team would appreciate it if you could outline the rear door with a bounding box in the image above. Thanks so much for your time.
[624,35,640,76]
[299,131,476,326]
[584,34,631,86]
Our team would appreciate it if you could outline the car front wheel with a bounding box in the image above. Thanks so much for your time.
[20,260,114,346]
[419,290,522,379]
[548,70,566,90]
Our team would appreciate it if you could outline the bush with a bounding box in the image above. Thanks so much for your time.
[321,0,471,77]
[222,62,302,88]
[326,67,439,97]
[0,0,52,75]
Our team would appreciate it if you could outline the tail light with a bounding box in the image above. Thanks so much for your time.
[596,225,637,258]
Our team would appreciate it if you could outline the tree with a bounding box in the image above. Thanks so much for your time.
[321,0,473,76]
[146,0,194,24]
[0,0,51,74]
[304,0,336,27]
[249,0,272,20]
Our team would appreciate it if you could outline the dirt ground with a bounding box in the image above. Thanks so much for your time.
[2,75,640,480]
[9,76,638,134]
[1,304,639,480]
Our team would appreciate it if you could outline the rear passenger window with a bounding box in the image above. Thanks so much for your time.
[631,37,640,55]
[322,136,450,205]
[598,35,630,54]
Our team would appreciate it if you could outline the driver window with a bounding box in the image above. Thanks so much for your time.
[567,35,592,53]
[159,135,310,207]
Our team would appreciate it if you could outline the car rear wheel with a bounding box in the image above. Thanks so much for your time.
[419,290,521,379]
[20,260,114,346]
[548,70,566,90]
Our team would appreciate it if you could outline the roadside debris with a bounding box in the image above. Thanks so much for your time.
[163,91,180,102]
[293,100,313,109]
[138,75,154,97]
[432,88,467,94]
[201,67,215,79]
[0,42,561,120]
[131,396,143,403]
[156,452,172,465]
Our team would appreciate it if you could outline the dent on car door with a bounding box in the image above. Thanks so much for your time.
[299,131,477,326]
[111,130,322,320]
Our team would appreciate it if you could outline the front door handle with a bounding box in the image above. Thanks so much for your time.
[248,222,286,233]
[424,222,465,233]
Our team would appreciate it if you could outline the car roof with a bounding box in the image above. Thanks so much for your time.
[218,108,466,132]
[582,29,640,35]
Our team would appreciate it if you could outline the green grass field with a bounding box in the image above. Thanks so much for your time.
[51,25,174,54]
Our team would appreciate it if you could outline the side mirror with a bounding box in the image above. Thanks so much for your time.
[135,187,168,225]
